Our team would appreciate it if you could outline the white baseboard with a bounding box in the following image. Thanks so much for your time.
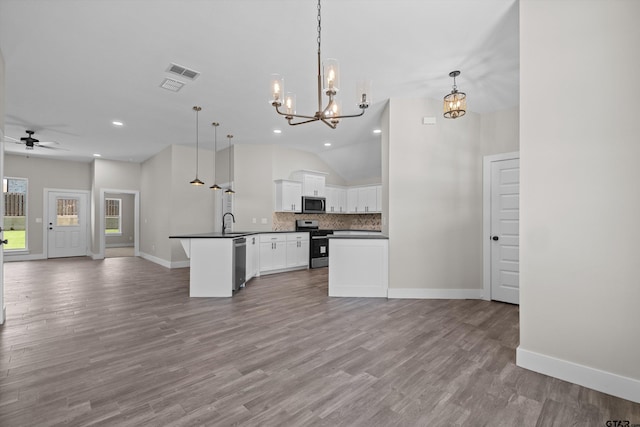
[105,243,134,248]
[517,347,640,404]
[139,252,189,269]
[0,306,5,325]
[387,288,483,300]
[4,253,46,262]
[90,252,104,260]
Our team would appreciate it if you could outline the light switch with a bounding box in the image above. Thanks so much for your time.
[35,218,42,223]
[422,116,436,125]
[261,218,267,224]
[252,218,257,224]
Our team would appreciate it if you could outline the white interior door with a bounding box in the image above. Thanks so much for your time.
[490,158,520,304]
[47,191,88,258]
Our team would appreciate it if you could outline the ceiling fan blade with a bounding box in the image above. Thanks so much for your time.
[3,135,20,143]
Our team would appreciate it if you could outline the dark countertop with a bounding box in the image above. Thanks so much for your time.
[169,231,301,239]
[328,234,388,240]
[169,229,383,239]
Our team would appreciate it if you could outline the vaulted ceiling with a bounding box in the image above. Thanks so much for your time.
[0,0,519,182]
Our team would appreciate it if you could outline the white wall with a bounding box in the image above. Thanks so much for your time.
[386,98,519,297]
[140,146,172,262]
[519,0,640,402]
[4,154,91,258]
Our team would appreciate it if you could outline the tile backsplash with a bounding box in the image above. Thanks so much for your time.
[273,212,381,231]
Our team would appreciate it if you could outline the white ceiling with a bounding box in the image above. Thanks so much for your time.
[0,0,519,183]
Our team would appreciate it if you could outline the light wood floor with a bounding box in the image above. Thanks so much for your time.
[1,257,638,426]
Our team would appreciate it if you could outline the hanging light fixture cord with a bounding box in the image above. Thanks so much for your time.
[271,0,369,129]
[190,106,205,185]
[210,122,221,190]
[224,134,235,194]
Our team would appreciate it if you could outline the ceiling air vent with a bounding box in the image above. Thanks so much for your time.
[160,77,186,92]
[167,63,200,80]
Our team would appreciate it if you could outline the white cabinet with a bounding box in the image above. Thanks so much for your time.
[292,170,327,197]
[286,232,310,268]
[347,188,359,213]
[326,185,347,213]
[274,180,302,212]
[347,185,381,213]
[259,234,287,272]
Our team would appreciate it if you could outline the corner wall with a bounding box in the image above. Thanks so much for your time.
[386,98,518,298]
[519,0,640,402]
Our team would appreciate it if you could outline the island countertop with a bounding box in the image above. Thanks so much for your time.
[328,234,388,240]
[169,231,295,239]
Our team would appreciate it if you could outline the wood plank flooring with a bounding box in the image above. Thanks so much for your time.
[1,257,639,426]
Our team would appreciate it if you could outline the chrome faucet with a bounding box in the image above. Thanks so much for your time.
[222,212,235,234]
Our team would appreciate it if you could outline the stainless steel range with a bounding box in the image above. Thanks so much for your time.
[295,219,333,268]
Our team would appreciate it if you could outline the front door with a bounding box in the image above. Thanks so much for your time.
[490,158,520,304]
[47,191,89,258]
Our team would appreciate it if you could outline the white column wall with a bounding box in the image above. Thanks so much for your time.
[519,0,640,402]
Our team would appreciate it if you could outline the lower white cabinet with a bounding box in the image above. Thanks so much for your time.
[286,233,310,268]
[259,233,309,274]
[259,234,287,273]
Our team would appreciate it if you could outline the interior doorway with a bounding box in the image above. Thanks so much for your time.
[483,152,520,304]
[99,189,140,259]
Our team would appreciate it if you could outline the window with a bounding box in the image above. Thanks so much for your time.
[3,177,28,251]
[105,198,122,235]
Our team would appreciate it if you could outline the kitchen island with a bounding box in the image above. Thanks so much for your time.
[328,234,389,298]
[171,231,310,297]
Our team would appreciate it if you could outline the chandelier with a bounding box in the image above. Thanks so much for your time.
[269,0,370,129]
[443,71,466,119]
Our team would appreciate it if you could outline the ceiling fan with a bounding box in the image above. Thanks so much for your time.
[5,130,68,151]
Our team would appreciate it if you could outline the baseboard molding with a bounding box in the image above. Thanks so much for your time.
[517,347,640,404]
[105,243,135,248]
[90,252,104,260]
[4,253,46,262]
[387,288,483,300]
[139,252,190,269]
[0,306,5,325]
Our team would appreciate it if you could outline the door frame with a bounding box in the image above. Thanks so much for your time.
[482,151,519,301]
[0,129,5,324]
[43,188,91,259]
[99,188,140,259]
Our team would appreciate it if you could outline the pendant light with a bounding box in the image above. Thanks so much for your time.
[210,122,221,190]
[443,71,466,119]
[224,134,235,195]
[189,106,205,185]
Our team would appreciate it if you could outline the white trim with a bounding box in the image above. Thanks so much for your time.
[139,251,189,269]
[517,347,640,404]
[105,243,134,248]
[482,151,519,301]
[4,252,46,262]
[100,189,140,259]
[387,288,483,300]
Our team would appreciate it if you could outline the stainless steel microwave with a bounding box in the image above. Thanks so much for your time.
[302,196,326,214]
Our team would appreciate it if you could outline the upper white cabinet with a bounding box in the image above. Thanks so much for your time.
[291,170,327,197]
[347,185,382,213]
[274,180,302,212]
[326,185,347,213]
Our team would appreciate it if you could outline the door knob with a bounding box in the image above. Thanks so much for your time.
[492,236,499,241]
[0,239,8,245]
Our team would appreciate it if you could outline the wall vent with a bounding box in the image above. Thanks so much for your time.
[160,78,186,92]
[167,63,200,80]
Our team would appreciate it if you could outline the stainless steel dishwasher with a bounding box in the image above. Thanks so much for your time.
[233,238,247,291]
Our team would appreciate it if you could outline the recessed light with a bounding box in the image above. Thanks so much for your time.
[112,121,124,127]
[273,129,282,134]
[373,129,382,134]
[93,153,102,157]
[324,142,332,147]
